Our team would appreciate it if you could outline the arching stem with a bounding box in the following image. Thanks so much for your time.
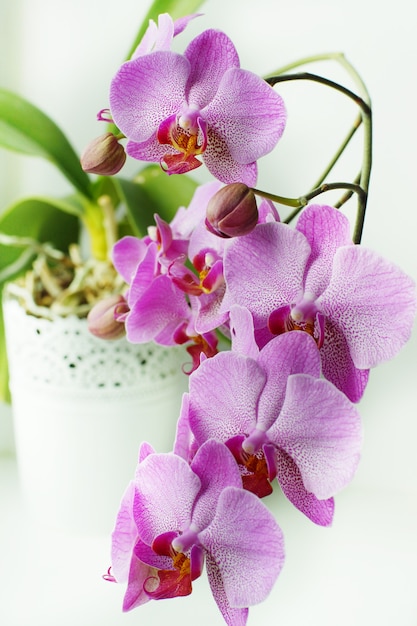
[265,63,372,243]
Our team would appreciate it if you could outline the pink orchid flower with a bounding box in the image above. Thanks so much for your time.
[109,15,286,184]
[221,204,416,401]
[108,439,284,626]
[187,306,363,526]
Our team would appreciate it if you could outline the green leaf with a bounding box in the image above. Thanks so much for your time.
[125,0,207,60]
[0,298,11,403]
[114,165,198,236]
[0,88,93,200]
[0,196,79,285]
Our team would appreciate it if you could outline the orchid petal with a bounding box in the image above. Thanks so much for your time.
[203,68,286,164]
[122,553,154,611]
[318,245,416,368]
[229,305,259,359]
[110,52,190,142]
[273,374,362,500]
[126,275,189,344]
[172,180,223,241]
[184,30,240,108]
[110,481,138,584]
[200,487,284,607]
[126,133,175,162]
[190,440,242,530]
[193,286,228,335]
[203,139,258,185]
[131,14,175,59]
[173,393,194,461]
[188,351,267,444]
[274,449,334,526]
[205,554,249,626]
[112,236,148,285]
[320,317,370,402]
[296,204,353,297]
[222,222,311,328]
[127,242,158,307]
[173,14,202,37]
[133,452,201,545]
[135,536,173,569]
[257,332,321,430]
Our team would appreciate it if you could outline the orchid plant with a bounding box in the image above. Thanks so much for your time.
[1,0,415,623]
[81,9,416,626]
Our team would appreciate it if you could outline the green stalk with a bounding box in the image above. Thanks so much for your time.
[252,182,367,224]
[266,72,371,117]
[265,62,372,242]
[311,114,362,189]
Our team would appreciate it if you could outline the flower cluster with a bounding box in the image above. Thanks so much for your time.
[88,12,416,626]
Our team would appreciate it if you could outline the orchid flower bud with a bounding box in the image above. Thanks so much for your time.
[205,183,258,238]
[87,294,129,340]
[81,132,126,175]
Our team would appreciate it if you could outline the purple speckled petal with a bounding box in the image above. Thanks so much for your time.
[203,68,286,164]
[229,305,259,359]
[184,29,240,108]
[110,51,190,142]
[133,452,201,545]
[222,222,311,328]
[203,138,258,185]
[274,448,334,526]
[296,204,353,297]
[205,554,249,626]
[190,440,242,530]
[318,245,416,369]
[200,487,285,607]
[126,133,176,163]
[257,332,321,429]
[122,552,154,611]
[126,275,189,344]
[273,374,362,500]
[110,481,138,584]
[320,317,370,402]
[188,351,266,445]
[112,236,148,285]
[194,285,229,335]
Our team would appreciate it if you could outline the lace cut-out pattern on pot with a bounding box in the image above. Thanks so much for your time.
[3,297,188,394]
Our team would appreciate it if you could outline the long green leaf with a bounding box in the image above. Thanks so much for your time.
[115,165,198,236]
[125,0,207,59]
[0,299,11,403]
[0,196,79,285]
[0,88,93,200]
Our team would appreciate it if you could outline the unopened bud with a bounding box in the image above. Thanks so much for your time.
[205,183,258,238]
[87,294,128,340]
[81,132,126,176]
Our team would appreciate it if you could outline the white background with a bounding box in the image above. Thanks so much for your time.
[0,0,416,625]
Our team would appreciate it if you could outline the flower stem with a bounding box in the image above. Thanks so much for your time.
[265,59,372,243]
[252,181,367,223]
[266,72,371,117]
[311,113,362,189]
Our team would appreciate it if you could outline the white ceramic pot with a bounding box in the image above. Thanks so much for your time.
[3,295,189,535]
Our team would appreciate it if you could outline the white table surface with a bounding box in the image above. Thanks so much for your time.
[1,451,416,626]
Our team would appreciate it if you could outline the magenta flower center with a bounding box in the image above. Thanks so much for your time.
[157,108,208,174]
